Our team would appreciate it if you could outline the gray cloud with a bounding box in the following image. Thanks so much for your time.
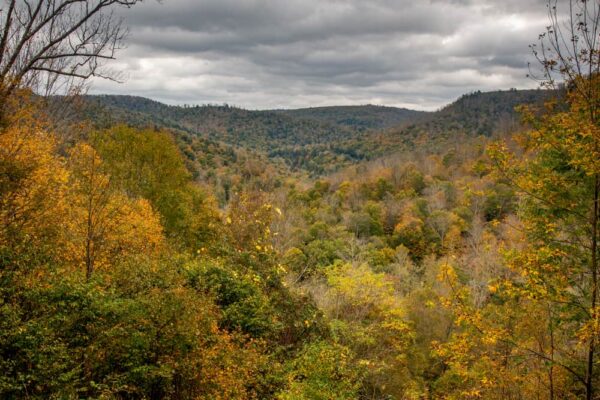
[90,0,556,110]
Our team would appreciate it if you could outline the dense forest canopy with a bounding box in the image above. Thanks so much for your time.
[1,0,600,399]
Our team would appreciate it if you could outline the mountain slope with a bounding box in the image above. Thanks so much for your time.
[83,96,392,174]
[85,95,352,147]
[81,89,554,175]
[386,89,552,145]
[273,105,425,130]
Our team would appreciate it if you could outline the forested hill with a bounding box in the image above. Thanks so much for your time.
[386,89,553,147]
[82,89,553,174]
[83,95,363,148]
[272,104,426,130]
[83,95,371,174]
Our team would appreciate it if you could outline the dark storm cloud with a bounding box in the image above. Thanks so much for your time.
[90,0,556,110]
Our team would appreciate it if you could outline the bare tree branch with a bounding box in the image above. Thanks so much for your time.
[0,0,143,116]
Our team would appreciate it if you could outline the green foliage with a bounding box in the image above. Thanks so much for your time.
[191,263,280,338]
[91,126,188,227]
[481,182,515,221]
[0,258,241,399]
[347,201,384,238]
[91,125,222,250]
[277,341,362,400]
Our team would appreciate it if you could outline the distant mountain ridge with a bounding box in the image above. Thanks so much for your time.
[386,89,553,143]
[84,95,423,138]
[272,104,426,130]
[81,88,553,175]
[82,95,417,174]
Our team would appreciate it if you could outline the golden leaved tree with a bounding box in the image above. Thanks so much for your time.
[0,110,69,263]
[64,143,164,279]
[0,112,164,280]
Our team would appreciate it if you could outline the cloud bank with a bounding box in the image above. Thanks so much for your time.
[90,0,551,110]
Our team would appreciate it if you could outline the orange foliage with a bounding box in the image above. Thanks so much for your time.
[0,112,70,259]
[64,143,164,278]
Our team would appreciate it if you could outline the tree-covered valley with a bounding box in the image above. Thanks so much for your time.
[2,1,600,399]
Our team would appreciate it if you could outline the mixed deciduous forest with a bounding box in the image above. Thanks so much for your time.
[1,0,600,399]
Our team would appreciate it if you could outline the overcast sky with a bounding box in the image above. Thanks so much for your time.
[89,0,552,110]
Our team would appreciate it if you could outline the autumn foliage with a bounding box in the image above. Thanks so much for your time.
[2,1,600,398]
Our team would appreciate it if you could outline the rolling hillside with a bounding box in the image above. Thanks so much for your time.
[80,89,554,175]
[386,89,553,144]
[273,104,425,130]
[82,95,401,174]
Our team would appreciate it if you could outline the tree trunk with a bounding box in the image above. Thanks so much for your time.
[587,174,599,400]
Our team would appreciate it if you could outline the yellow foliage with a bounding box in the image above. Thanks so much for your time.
[0,119,70,257]
[63,143,164,277]
[194,334,269,400]
[323,263,414,397]
[393,209,423,235]
[0,123,165,279]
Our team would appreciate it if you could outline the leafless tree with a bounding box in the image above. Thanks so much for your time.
[0,0,143,114]
[530,0,600,116]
